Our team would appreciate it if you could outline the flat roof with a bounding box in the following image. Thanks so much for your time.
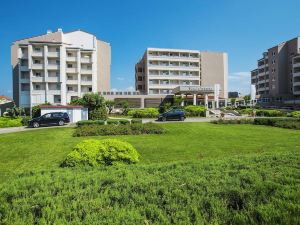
[40,105,84,109]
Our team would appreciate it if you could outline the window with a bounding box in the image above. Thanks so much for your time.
[56,72,60,76]
[42,114,51,119]
[67,64,73,68]
[56,48,60,52]
[34,60,41,64]
[138,68,142,72]
[35,72,42,77]
[68,86,73,91]
[88,87,92,92]
[67,53,72,57]
[35,84,40,90]
[34,47,41,52]
[54,95,61,103]
[56,60,60,65]
[138,76,143,81]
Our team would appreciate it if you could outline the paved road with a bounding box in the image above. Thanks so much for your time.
[0,123,75,135]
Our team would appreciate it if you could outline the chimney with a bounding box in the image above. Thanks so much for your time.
[57,28,63,32]
[47,29,52,34]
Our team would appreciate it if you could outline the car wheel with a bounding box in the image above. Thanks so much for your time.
[33,122,39,128]
[180,116,185,121]
[162,117,166,122]
[58,120,64,126]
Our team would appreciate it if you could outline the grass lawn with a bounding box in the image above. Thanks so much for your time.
[0,123,300,224]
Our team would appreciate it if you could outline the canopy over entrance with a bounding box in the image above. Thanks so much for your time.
[172,86,215,95]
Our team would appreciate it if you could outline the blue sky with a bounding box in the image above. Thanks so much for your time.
[1,0,300,97]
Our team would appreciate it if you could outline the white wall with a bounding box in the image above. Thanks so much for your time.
[40,108,88,123]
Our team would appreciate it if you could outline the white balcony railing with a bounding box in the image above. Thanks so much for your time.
[32,51,43,57]
[66,68,78,73]
[81,69,92,74]
[66,56,77,62]
[48,52,60,58]
[31,64,43,70]
[47,64,60,70]
[81,57,92,63]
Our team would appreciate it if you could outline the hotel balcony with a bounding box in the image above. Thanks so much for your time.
[31,64,43,70]
[46,77,60,82]
[293,62,300,68]
[81,69,92,74]
[48,52,60,58]
[66,68,78,73]
[66,79,78,85]
[47,64,60,70]
[66,56,77,62]
[31,76,44,82]
[31,51,43,57]
[81,57,92,63]
[293,72,300,77]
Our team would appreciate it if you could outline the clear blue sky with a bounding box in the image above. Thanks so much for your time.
[1,0,300,97]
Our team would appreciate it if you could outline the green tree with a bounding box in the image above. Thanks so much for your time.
[244,95,250,101]
[119,101,129,115]
[70,93,107,120]
[31,102,51,118]
[173,96,183,107]
[105,100,115,114]
[5,104,25,118]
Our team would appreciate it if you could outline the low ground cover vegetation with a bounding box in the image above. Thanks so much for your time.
[184,105,206,117]
[62,139,139,167]
[73,122,165,137]
[0,123,299,224]
[212,117,300,130]
[0,151,299,224]
[128,108,159,118]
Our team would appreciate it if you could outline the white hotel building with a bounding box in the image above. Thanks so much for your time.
[135,48,228,99]
[11,29,111,110]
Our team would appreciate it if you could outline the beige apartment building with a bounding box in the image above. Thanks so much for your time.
[135,48,228,99]
[251,36,300,104]
[11,29,111,110]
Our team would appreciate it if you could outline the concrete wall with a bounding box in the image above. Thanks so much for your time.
[200,52,228,99]
[97,40,111,91]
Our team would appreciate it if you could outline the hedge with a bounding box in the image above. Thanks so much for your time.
[0,117,23,128]
[128,108,159,118]
[62,139,139,167]
[287,111,300,118]
[253,118,300,130]
[73,123,165,137]
[184,105,205,117]
[76,120,105,127]
[255,109,285,117]
[131,119,142,124]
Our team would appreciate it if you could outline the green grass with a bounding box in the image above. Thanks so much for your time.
[0,123,300,224]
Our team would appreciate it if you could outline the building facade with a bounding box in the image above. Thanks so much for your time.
[251,37,300,103]
[11,29,111,110]
[135,48,228,99]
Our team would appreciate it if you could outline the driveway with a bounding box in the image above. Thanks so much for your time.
[0,123,75,135]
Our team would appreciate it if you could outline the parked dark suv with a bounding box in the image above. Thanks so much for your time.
[29,112,70,128]
[158,109,186,121]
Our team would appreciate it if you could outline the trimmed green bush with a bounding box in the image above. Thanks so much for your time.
[21,117,31,126]
[0,117,23,128]
[73,123,165,137]
[253,118,300,130]
[62,139,102,167]
[107,119,119,125]
[211,119,254,124]
[62,139,139,167]
[131,119,142,124]
[119,119,130,125]
[76,120,105,127]
[255,109,285,117]
[184,105,205,117]
[287,111,300,118]
[128,108,159,118]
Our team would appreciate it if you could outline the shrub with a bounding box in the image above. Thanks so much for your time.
[73,123,165,137]
[0,117,23,128]
[100,139,139,165]
[253,118,300,130]
[89,107,107,120]
[255,109,285,117]
[21,116,31,126]
[128,108,159,118]
[62,139,102,167]
[287,111,300,118]
[76,120,105,127]
[131,119,142,124]
[107,119,119,125]
[184,105,205,117]
[211,119,253,125]
[62,139,139,167]
[236,108,253,115]
[119,119,130,125]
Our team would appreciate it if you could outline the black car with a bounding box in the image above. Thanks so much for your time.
[158,109,186,121]
[29,112,70,128]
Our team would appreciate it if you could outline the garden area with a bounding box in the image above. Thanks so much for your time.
[0,122,300,224]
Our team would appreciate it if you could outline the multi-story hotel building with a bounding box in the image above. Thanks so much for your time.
[11,29,111,110]
[251,36,300,103]
[135,48,228,99]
